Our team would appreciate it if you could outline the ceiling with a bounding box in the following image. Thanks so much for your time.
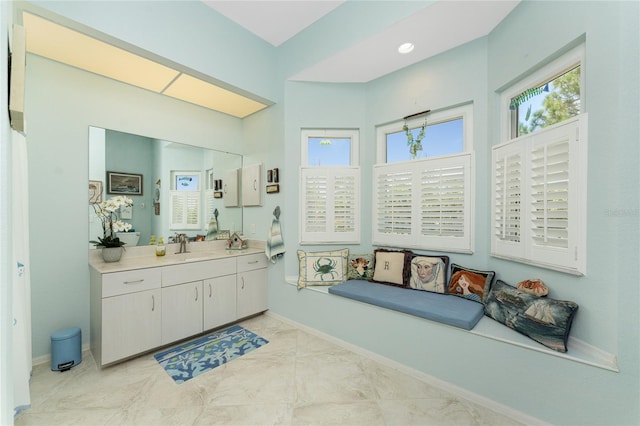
[21,1,520,118]
[203,0,520,83]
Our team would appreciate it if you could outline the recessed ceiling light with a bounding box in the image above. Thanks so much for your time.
[398,42,414,54]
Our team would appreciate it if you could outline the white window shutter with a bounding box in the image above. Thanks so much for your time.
[491,115,586,275]
[374,166,413,236]
[300,167,360,244]
[492,142,524,259]
[528,119,581,270]
[373,153,473,253]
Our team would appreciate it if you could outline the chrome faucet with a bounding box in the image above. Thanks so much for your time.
[175,233,189,254]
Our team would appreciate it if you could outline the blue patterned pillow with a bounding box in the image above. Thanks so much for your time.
[484,280,579,352]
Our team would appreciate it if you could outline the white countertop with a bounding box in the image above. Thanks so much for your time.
[89,239,266,274]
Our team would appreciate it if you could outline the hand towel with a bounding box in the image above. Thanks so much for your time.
[265,218,285,263]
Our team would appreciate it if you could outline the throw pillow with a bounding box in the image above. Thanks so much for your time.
[448,264,495,303]
[408,254,449,294]
[484,280,579,353]
[347,253,375,281]
[297,249,349,289]
[371,249,411,287]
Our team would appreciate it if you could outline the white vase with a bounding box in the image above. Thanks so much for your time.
[102,247,123,263]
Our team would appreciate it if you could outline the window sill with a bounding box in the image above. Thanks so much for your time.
[284,276,619,373]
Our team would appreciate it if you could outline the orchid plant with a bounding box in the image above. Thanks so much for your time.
[90,195,133,248]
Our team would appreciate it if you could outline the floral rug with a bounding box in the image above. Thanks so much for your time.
[154,324,268,384]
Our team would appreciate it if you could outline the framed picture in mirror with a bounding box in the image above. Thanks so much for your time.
[107,171,143,195]
[89,180,102,204]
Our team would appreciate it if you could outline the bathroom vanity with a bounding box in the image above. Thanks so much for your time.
[89,242,268,366]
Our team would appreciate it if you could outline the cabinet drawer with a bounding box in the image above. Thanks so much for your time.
[162,257,236,287]
[102,269,161,298]
[237,253,268,272]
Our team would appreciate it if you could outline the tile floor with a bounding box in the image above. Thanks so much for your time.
[15,314,522,425]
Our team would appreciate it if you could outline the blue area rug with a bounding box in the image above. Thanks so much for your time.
[154,324,268,384]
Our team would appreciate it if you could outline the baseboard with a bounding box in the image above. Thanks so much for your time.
[31,343,91,367]
[266,311,548,426]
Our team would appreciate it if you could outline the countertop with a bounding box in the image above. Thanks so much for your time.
[89,240,266,274]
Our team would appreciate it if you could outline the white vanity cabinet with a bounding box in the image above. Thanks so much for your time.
[161,257,236,344]
[161,280,203,344]
[203,274,237,330]
[90,247,268,367]
[236,253,268,319]
[90,268,162,366]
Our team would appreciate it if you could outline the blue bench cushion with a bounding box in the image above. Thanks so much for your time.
[328,280,484,330]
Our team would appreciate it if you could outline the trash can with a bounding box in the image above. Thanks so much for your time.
[51,327,81,371]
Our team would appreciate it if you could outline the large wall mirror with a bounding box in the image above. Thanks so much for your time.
[89,126,242,249]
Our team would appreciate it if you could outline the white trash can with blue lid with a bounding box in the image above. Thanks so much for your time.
[51,327,81,371]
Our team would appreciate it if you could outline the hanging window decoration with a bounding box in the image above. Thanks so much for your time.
[402,109,431,159]
[509,83,550,110]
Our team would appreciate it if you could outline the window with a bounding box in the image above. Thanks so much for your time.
[373,104,474,253]
[377,104,472,163]
[300,129,360,244]
[170,170,201,230]
[301,129,359,166]
[494,44,587,275]
[502,44,584,141]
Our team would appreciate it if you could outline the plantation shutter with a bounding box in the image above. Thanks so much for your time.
[300,166,360,244]
[421,164,466,237]
[170,190,201,230]
[375,167,413,236]
[492,142,524,259]
[373,153,473,253]
[491,115,586,274]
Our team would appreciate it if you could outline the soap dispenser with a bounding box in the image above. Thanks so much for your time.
[156,237,166,256]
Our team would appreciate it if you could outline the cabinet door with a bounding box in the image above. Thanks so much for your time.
[224,168,239,207]
[161,281,203,344]
[102,289,161,365]
[237,268,268,319]
[242,163,262,206]
[203,274,237,330]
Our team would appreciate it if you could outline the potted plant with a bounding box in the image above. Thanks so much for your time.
[91,195,133,262]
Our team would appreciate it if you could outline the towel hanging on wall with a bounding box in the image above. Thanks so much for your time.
[265,206,285,263]
[206,208,219,240]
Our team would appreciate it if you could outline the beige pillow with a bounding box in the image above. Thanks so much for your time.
[297,249,349,289]
[371,249,410,287]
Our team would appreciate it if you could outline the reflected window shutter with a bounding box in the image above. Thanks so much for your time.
[169,191,201,230]
[170,191,184,228]
[300,167,360,244]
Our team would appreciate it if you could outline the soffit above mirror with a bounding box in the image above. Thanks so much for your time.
[22,11,271,118]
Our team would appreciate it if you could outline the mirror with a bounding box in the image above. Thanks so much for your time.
[89,126,242,248]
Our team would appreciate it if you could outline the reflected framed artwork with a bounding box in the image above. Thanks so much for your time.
[107,171,143,195]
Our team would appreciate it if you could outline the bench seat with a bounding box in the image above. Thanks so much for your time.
[328,280,484,330]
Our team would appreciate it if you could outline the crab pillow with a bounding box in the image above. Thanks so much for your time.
[297,249,349,289]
